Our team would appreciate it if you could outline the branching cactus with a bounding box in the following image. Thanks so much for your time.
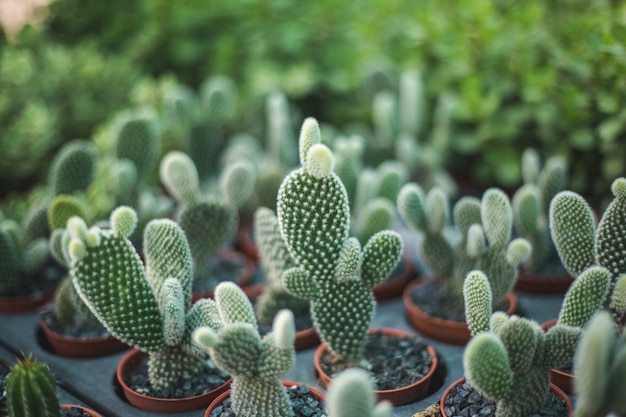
[512,148,567,273]
[398,183,530,307]
[253,207,309,327]
[160,150,255,279]
[193,282,296,417]
[64,207,222,389]
[550,177,626,320]
[462,270,582,417]
[6,356,61,417]
[573,311,626,417]
[326,368,392,417]
[277,117,403,367]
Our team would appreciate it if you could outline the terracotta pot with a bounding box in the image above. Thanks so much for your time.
[116,349,231,413]
[39,316,128,358]
[540,318,574,394]
[203,381,325,417]
[373,257,418,302]
[439,377,572,417]
[514,270,574,294]
[241,283,320,351]
[0,289,56,314]
[402,276,518,346]
[314,327,438,406]
[191,248,256,302]
[61,404,102,417]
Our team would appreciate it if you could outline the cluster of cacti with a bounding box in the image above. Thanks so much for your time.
[159,149,256,280]
[63,207,222,389]
[573,311,626,417]
[397,183,531,307]
[193,282,296,417]
[253,207,309,327]
[5,355,61,417]
[326,368,392,417]
[512,148,567,273]
[549,177,626,321]
[277,117,403,367]
[462,270,584,417]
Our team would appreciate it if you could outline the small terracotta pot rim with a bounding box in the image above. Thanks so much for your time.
[39,315,113,344]
[60,404,102,417]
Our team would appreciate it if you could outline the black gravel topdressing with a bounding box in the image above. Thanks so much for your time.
[258,308,314,335]
[209,384,326,417]
[410,279,510,322]
[0,261,65,298]
[319,330,434,391]
[442,381,569,417]
[40,308,110,339]
[193,254,245,294]
[0,360,9,416]
[62,406,93,417]
[122,356,230,399]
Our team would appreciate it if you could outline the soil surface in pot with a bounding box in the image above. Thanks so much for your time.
[258,309,313,335]
[41,308,110,339]
[0,360,9,414]
[443,381,568,417]
[62,407,93,417]
[123,356,229,399]
[318,330,433,390]
[0,261,64,298]
[209,384,326,417]
[193,254,245,294]
[410,280,510,322]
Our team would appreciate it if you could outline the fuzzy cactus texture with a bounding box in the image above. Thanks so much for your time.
[462,270,581,417]
[49,139,98,197]
[194,282,296,417]
[512,148,567,273]
[326,368,392,417]
[573,311,626,417]
[398,183,530,307]
[113,109,160,178]
[5,356,61,417]
[47,195,87,231]
[277,117,403,367]
[64,207,222,389]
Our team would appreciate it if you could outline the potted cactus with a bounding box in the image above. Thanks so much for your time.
[398,182,531,345]
[194,282,326,417]
[277,117,438,405]
[62,207,230,412]
[440,270,578,417]
[326,368,393,417]
[4,355,101,417]
[512,148,571,293]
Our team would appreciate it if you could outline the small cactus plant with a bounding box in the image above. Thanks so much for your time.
[462,270,587,417]
[64,207,226,390]
[5,356,61,417]
[193,282,296,417]
[573,311,626,417]
[326,368,392,417]
[277,117,403,367]
[397,182,531,310]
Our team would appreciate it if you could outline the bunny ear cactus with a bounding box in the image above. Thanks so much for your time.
[49,139,98,196]
[65,206,221,389]
[113,109,160,179]
[326,368,392,417]
[463,270,581,417]
[194,282,296,417]
[573,311,626,417]
[278,118,403,367]
[5,356,61,417]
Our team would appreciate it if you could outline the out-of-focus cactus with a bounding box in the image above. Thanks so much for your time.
[326,368,392,417]
[5,356,61,417]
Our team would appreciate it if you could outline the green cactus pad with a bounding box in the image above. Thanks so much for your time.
[464,332,512,400]
[49,139,97,196]
[6,356,61,417]
[557,266,611,327]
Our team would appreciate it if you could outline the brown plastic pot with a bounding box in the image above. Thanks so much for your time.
[541,318,574,394]
[191,248,256,302]
[403,276,518,346]
[39,316,129,358]
[116,349,231,413]
[314,327,438,406]
[203,381,325,417]
[61,404,102,417]
[439,377,572,417]
[514,270,574,294]
[373,257,418,302]
[0,289,56,314]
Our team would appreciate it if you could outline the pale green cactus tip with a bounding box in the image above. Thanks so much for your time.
[159,150,199,205]
[220,159,257,208]
[611,177,626,199]
[305,143,335,179]
[463,270,493,336]
[327,368,392,417]
[573,311,626,417]
[557,265,611,328]
[110,206,138,239]
[298,117,322,166]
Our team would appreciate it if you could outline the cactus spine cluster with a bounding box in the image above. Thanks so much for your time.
[277,117,403,367]
[397,183,530,307]
[194,282,296,417]
[5,356,61,417]
[64,207,223,389]
[462,270,586,417]
[326,368,392,417]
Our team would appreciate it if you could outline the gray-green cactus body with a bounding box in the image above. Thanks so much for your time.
[49,139,98,197]
[66,207,217,389]
[326,368,392,417]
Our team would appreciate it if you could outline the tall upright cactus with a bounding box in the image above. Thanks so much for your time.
[326,368,392,417]
[550,177,626,320]
[193,282,296,417]
[5,356,61,417]
[398,183,530,307]
[462,270,582,417]
[277,118,403,367]
[64,207,223,389]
